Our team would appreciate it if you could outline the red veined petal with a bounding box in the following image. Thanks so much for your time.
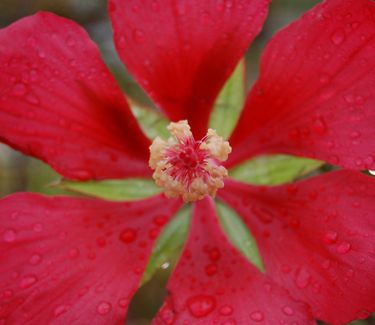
[228,0,375,169]
[153,197,314,325]
[0,193,181,324]
[0,12,151,180]
[109,0,270,138]
[219,171,375,324]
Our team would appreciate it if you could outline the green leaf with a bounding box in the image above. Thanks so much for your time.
[229,154,323,186]
[129,100,170,140]
[209,59,245,139]
[55,178,161,201]
[216,201,264,272]
[142,206,191,284]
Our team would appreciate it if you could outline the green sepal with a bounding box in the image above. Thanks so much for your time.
[142,205,191,284]
[129,100,169,140]
[229,154,323,186]
[55,178,161,201]
[209,59,246,139]
[216,201,264,272]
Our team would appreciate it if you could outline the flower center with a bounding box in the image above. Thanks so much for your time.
[149,120,231,202]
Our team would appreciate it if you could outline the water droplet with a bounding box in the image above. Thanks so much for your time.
[252,206,273,224]
[69,248,80,259]
[158,299,175,324]
[3,229,16,243]
[357,310,370,320]
[108,2,116,12]
[33,223,43,232]
[20,275,38,289]
[336,242,351,254]
[117,36,126,49]
[71,169,92,180]
[319,74,330,84]
[208,248,221,261]
[54,305,68,317]
[26,93,40,105]
[350,131,361,139]
[119,228,137,243]
[219,305,233,316]
[97,301,112,315]
[29,69,39,82]
[282,306,294,316]
[148,228,159,240]
[250,311,264,322]
[187,295,216,318]
[331,29,345,45]
[118,298,128,308]
[133,29,145,43]
[205,263,218,276]
[313,116,327,135]
[96,237,107,247]
[29,254,42,265]
[295,268,311,289]
[12,83,27,96]
[323,231,338,244]
[344,94,355,104]
[322,259,331,269]
[3,290,13,298]
[153,215,168,226]
[66,36,76,47]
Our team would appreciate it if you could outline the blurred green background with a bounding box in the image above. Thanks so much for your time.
[0,1,374,324]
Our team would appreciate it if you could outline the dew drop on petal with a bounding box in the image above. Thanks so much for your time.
[250,311,264,322]
[3,290,13,298]
[54,305,69,317]
[219,305,234,316]
[323,231,338,244]
[118,298,129,308]
[119,228,137,244]
[153,215,168,226]
[331,29,345,45]
[357,310,370,320]
[29,254,42,265]
[205,263,218,276]
[336,242,351,254]
[208,248,221,261]
[132,29,145,43]
[25,93,40,105]
[12,83,27,96]
[69,248,80,259]
[3,229,16,243]
[295,268,311,289]
[282,306,294,316]
[97,301,112,315]
[20,275,38,289]
[33,223,43,232]
[187,295,216,318]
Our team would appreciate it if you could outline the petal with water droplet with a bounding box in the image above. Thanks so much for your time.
[153,197,313,324]
[220,170,375,324]
[229,0,375,171]
[109,0,270,138]
[0,12,151,180]
[0,193,181,324]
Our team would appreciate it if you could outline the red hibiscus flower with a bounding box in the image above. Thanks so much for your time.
[0,0,374,324]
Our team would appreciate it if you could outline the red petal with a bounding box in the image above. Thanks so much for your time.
[219,171,375,324]
[0,12,151,180]
[109,0,270,138]
[0,193,181,324]
[153,197,314,324]
[229,0,375,169]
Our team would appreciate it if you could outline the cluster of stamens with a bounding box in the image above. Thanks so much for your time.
[149,120,231,202]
